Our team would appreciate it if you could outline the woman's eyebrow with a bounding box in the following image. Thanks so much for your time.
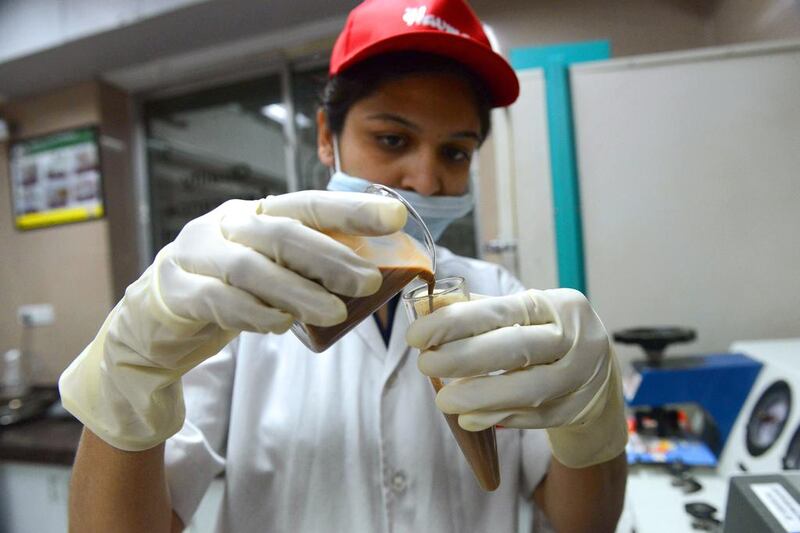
[366,113,480,141]
[366,113,421,131]
[450,131,481,142]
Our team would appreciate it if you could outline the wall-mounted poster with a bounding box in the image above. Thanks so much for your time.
[8,127,104,230]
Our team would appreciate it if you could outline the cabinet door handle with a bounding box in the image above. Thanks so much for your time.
[483,239,518,254]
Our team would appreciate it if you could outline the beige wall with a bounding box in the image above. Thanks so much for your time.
[0,82,135,384]
[710,0,800,44]
[475,0,800,56]
[474,0,712,57]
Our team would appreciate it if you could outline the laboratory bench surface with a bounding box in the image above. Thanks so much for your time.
[0,388,82,466]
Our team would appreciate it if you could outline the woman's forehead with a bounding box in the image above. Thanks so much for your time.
[349,73,482,133]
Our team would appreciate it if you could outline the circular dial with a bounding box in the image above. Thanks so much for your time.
[783,425,800,470]
[746,381,792,457]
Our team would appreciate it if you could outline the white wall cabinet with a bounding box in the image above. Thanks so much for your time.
[0,462,227,533]
[0,462,70,533]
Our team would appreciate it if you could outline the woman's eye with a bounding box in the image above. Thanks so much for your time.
[443,146,471,163]
[376,134,407,149]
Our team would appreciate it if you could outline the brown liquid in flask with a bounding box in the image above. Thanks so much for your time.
[303,266,435,351]
[297,231,434,353]
[418,289,501,492]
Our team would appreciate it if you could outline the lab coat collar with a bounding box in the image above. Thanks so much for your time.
[353,305,412,379]
[353,315,386,361]
[387,307,411,368]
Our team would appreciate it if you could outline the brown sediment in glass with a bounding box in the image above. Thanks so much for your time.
[430,379,501,492]
[405,280,501,492]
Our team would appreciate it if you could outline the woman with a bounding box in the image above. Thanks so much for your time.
[61,0,627,531]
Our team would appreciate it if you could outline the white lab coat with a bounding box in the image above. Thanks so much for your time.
[165,246,551,533]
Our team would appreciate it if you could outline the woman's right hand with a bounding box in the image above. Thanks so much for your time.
[59,191,406,452]
[158,191,407,333]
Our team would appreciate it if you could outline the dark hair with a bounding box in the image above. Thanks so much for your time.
[320,51,492,143]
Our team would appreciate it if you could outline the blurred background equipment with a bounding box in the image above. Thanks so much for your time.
[622,337,800,533]
[718,340,800,476]
[618,327,761,467]
[723,473,800,533]
[0,305,60,427]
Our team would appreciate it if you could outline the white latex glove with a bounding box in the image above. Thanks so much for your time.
[60,191,406,451]
[406,289,628,469]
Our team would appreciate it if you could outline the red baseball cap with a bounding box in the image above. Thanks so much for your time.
[330,0,520,107]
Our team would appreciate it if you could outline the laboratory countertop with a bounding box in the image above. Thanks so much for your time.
[0,388,82,467]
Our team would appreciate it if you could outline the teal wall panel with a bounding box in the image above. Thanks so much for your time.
[510,41,610,294]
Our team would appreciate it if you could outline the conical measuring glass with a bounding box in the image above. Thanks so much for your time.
[402,276,501,492]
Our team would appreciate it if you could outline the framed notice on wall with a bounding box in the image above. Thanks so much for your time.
[8,127,104,230]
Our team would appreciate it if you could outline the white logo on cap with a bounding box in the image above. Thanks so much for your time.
[402,6,467,37]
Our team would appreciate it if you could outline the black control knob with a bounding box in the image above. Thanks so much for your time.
[613,327,696,367]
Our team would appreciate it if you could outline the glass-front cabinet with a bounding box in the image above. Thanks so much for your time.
[145,75,289,251]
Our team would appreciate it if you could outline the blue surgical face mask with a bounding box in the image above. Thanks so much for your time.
[326,137,474,241]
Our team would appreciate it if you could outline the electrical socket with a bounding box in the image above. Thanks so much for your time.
[17,304,55,327]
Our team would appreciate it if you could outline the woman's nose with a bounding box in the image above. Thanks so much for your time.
[399,151,441,196]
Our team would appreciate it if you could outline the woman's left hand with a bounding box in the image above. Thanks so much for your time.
[406,288,628,468]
